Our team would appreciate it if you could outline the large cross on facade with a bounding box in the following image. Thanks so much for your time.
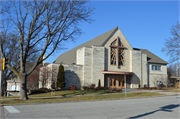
[109,36,126,68]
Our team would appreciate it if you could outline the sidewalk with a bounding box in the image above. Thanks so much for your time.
[1,89,179,101]
[122,88,180,96]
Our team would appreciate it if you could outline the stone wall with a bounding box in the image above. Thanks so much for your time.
[76,46,105,87]
[39,63,83,89]
[148,63,167,87]
[63,64,83,89]
[131,50,142,88]
[76,48,84,65]
[149,74,168,87]
[91,46,105,87]
[142,53,147,87]
[83,47,92,86]
[39,64,56,89]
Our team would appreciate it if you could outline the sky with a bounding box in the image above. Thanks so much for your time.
[46,1,179,64]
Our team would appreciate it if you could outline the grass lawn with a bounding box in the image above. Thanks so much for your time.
[1,92,164,105]
[28,90,113,97]
[0,90,114,99]
[165,89,180,92]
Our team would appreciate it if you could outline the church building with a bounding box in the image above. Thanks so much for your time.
[39,27,168,89]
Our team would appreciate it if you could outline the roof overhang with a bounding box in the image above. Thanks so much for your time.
[101,71,134,75]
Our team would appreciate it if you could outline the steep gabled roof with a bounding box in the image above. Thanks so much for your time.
[133,48,168,64]
[54,27,168,65]
[54,27,119,64]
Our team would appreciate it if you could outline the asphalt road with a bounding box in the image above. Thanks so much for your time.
[1,95,180,119]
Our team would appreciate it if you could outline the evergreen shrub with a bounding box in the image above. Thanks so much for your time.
[98,79,101,87]
[57,64,66,88]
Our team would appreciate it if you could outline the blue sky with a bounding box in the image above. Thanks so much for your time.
[46,1,179,64]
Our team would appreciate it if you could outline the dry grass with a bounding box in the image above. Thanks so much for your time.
[1,92,164,105]
[0,90,113,99]
[28,90,112,97]
[165,89,180,92]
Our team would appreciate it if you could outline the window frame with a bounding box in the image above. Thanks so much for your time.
[152,65,161,71]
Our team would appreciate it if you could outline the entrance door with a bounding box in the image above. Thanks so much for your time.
[110,77,117,88]
[118,77,125,88]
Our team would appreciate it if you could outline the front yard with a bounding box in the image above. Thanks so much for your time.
[0,90,164,105]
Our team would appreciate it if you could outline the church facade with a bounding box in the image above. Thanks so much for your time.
[39,27,168,89]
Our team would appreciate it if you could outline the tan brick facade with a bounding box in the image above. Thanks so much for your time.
[39,27,168,89]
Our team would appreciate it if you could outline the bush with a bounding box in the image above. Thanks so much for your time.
[109,88,122,92]
[138,80,141,88]
[90,84,96,88]
[95,87,108,90]
[57,64,66,88]
[82,86,88,90]
[69,85,77,90]
[30,88,51,94]
[98,79,101,87]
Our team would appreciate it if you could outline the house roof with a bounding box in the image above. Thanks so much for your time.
[54,27,119,64]
[54,27,168,65]
[133,48,168,64]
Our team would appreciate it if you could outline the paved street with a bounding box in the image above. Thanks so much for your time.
[1,95,180,119]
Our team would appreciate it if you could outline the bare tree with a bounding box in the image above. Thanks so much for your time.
[0,1,94,100]
[162,22,180,63]
[167,62,180,77]
[39,64,57,89]
[0,29,38,96]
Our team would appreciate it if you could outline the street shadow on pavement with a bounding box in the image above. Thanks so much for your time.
[127,104,180,119]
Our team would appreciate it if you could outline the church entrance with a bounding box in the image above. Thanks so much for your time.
[103,72,133,89]
[109,77,125,88]
[110,77,116,88]
[118,77,125,88]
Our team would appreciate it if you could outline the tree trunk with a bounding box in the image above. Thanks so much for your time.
[1,79,7,96]
[20,73,29,100]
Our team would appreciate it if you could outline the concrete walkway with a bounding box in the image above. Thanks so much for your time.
[0,89,180,101]
[122,88,180,95]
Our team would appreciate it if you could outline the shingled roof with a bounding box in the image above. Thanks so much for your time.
[54,27,168,65]
[133,48,168,64]
[54,27,119,64]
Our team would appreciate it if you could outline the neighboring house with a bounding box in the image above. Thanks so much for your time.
[6,62,49,96]
[39,27,168,89]
[168,76,180,87]
[6,78,20,96]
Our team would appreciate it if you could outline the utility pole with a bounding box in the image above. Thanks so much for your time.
[178,63,180,88]
[0,55,2,98]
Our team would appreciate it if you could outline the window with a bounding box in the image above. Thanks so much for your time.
[152,65,161,71]
[114,79,116,86]
[11,85,18,91]
[110,38,125,66]
[110,79,112,86]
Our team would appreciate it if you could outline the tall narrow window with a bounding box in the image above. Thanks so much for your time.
[109,36,126,67]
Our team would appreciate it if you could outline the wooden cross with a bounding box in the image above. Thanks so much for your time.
[109,36,126,68]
